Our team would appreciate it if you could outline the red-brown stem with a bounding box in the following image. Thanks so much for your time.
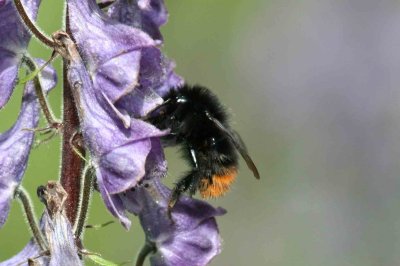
[60,13,85,224]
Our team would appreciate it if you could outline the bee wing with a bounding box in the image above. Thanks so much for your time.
[207,115,260,179]
[231,130,261,179]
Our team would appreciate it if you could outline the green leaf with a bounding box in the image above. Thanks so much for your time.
[19,58,51,85]
[85,221,115,230]
[85,253,130,266]
[19,67,41,84]
[86,254,118,266]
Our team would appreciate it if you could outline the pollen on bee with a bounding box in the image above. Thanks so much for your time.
[199,167,237,198]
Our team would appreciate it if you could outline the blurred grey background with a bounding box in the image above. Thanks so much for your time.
[1,0,400,265]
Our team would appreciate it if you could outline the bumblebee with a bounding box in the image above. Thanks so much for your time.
[146,84,260,210]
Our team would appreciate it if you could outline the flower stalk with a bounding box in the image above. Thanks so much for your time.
[15,187,48,251]
[73,166,94,238]
[22,55,61,128]
[13,0,55,47]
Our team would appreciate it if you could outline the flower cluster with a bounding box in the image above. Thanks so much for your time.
[0,0,225,265]
[0,0,56,227]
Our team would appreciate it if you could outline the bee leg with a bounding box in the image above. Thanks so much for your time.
[167,184,182,221]
[177,146,201,198]
[168,172,200,214]
[188,174,202,196]
[168,179,188,211]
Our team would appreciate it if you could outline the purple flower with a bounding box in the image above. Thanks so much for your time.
[94,138,166,226]
[66,0,181,228]
[106,140,225,265]
[66,41,167,228]
[0,61,57,228]
[136,47,183,98]
[68,0,182,117]
[0,0,41,109]
[68,0,157,104]
[114,47,183,116]
[0,183,81,266]
[121,175,226,266]
[106,0,183,105]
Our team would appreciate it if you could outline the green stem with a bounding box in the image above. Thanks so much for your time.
[15,187,48,251]
[74,166,94,238]
[13,0,55,47]
[22,55,61,127]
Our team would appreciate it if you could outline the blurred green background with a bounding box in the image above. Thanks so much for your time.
[2,0,400,265]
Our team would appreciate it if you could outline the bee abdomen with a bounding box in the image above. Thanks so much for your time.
[199,167,237,198]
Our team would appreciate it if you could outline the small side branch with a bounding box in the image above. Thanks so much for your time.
[13,0,55,47]
[22,55,61,129]
[73,166,95,238]
[15,187,48,251]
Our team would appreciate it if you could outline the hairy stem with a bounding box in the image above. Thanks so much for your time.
[22,55,61,127]
[74,166,94,238]
[60,12,85,224]
[13,0,55,47]
[15,187,48,251]
[136,242,156,266]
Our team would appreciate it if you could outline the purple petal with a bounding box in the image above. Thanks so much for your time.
[68,0,156,102]
[96,172,132,228]
[149,218,221,266]
[67,51,167,228]
[0,63,57,227]
[0,51,18,109]
[114,47,183,116]
[0,0,41,109]
[107,0,167,42]
[44,211,82,266]
[143,138,167,181]
[106,1,183,110]
[97,138,166,229]
[114,84,163,118]
[138,0,168,28]
[121,176,225,266]
[99,139,152,193]
[137,47,183,98]
[38,59,58,90]
[69,0,181,118]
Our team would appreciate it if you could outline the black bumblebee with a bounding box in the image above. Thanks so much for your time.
[146,84,260,210]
